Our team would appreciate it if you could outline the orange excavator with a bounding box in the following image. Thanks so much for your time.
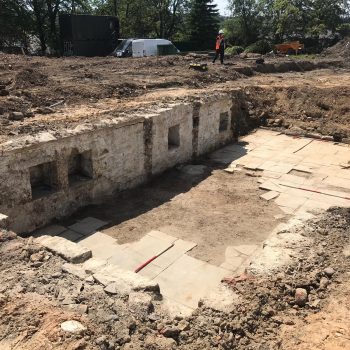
[275,41,304,55]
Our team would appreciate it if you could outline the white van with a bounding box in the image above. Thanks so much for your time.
[131,39,179,58]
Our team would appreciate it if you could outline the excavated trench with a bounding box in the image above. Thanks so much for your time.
[0,92,251,233]
[1,62,350,349]
[1,68,350,235]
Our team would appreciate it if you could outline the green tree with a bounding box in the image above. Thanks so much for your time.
[310,0,345,35]
[187,0,220,50]
[0,0,33,49]
[228,0,259,45]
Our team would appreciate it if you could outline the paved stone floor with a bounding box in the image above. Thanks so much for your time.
[34,129,350,316]
[220,129,350,214]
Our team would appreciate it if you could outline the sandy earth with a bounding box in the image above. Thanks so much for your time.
[67,166,282,266]
[1,208,349,350]
[1,42,350,349]
[1,50,350,143]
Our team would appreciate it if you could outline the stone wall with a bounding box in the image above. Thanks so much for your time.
[0,94,246,233]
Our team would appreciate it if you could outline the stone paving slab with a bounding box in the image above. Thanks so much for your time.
[322,176,350,191]
[69,217,108,235]
[259,180,285,193]
[275,193,308,210]
[57,229,83,242]
[33,224,66,237]
[151,239,197,269]
[279,173,308,185]
[79,232,120,259]
[154,255,229,309]
[260,191,280,201]
[127,234,175,258]
[209,150,243,164]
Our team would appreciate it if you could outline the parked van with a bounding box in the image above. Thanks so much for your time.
[113,38,135,57]
[113,38,179,58]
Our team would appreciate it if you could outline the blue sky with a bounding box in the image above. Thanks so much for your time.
[215,0,230,16]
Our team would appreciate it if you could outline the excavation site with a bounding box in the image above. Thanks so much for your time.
[1,43,350,350]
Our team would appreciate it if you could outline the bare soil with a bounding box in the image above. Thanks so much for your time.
[243,70,350,140]
[67,165,282,266]
[1,207,349,350]
[1,51,349,143]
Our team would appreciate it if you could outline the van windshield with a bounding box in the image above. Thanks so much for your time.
[116,39,130,51]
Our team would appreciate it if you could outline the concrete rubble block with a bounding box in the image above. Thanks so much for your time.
[128,291,153,314]
[249,245,294,275]
[35,132,57,143]
[161,297,194,318]
[343,245,350,258]
[199,284,240,313]
[35,235,92,263]
[63,304,88,314]
[264,231,311,249]
[62,263,87,279]
[94,265,160,294]
[144,335,177,349]
[60,320,87,334]
[104,281,132,297]
[81,257,109,274]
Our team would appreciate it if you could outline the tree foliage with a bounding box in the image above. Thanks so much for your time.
[0,0,349,54]
[227,0,350,49]
[187,0,220,50]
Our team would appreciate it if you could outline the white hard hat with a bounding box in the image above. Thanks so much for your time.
[219,30,224,34]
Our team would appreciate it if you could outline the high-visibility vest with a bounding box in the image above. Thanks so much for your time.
[216,36,221,50]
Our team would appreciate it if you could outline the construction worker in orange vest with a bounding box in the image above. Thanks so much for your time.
[213,30,225,64]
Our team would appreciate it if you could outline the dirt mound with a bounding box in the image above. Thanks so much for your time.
[185,207,350,349]
[14,67,48,89]
[1,207,349,349]
[324,37,350,58]
[245,83,350,140]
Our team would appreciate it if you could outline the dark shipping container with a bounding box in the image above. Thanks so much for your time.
[59,14,119,57]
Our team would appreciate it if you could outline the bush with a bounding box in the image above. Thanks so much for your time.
[225,45,244,55]
[244,40,272,54]
[337,23,350,37]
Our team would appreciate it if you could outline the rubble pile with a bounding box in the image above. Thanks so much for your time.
[0,207,349,349]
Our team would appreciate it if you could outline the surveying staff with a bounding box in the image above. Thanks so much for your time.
[213,30,225,64]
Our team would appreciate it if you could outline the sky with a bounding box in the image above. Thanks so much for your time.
[215,0,230,16]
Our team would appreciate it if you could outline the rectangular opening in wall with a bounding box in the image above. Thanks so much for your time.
[219,112,229,132]
[68,149,93,185]
[168,124,180,150]
[193,116,199,128]
[29,161,58,199]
